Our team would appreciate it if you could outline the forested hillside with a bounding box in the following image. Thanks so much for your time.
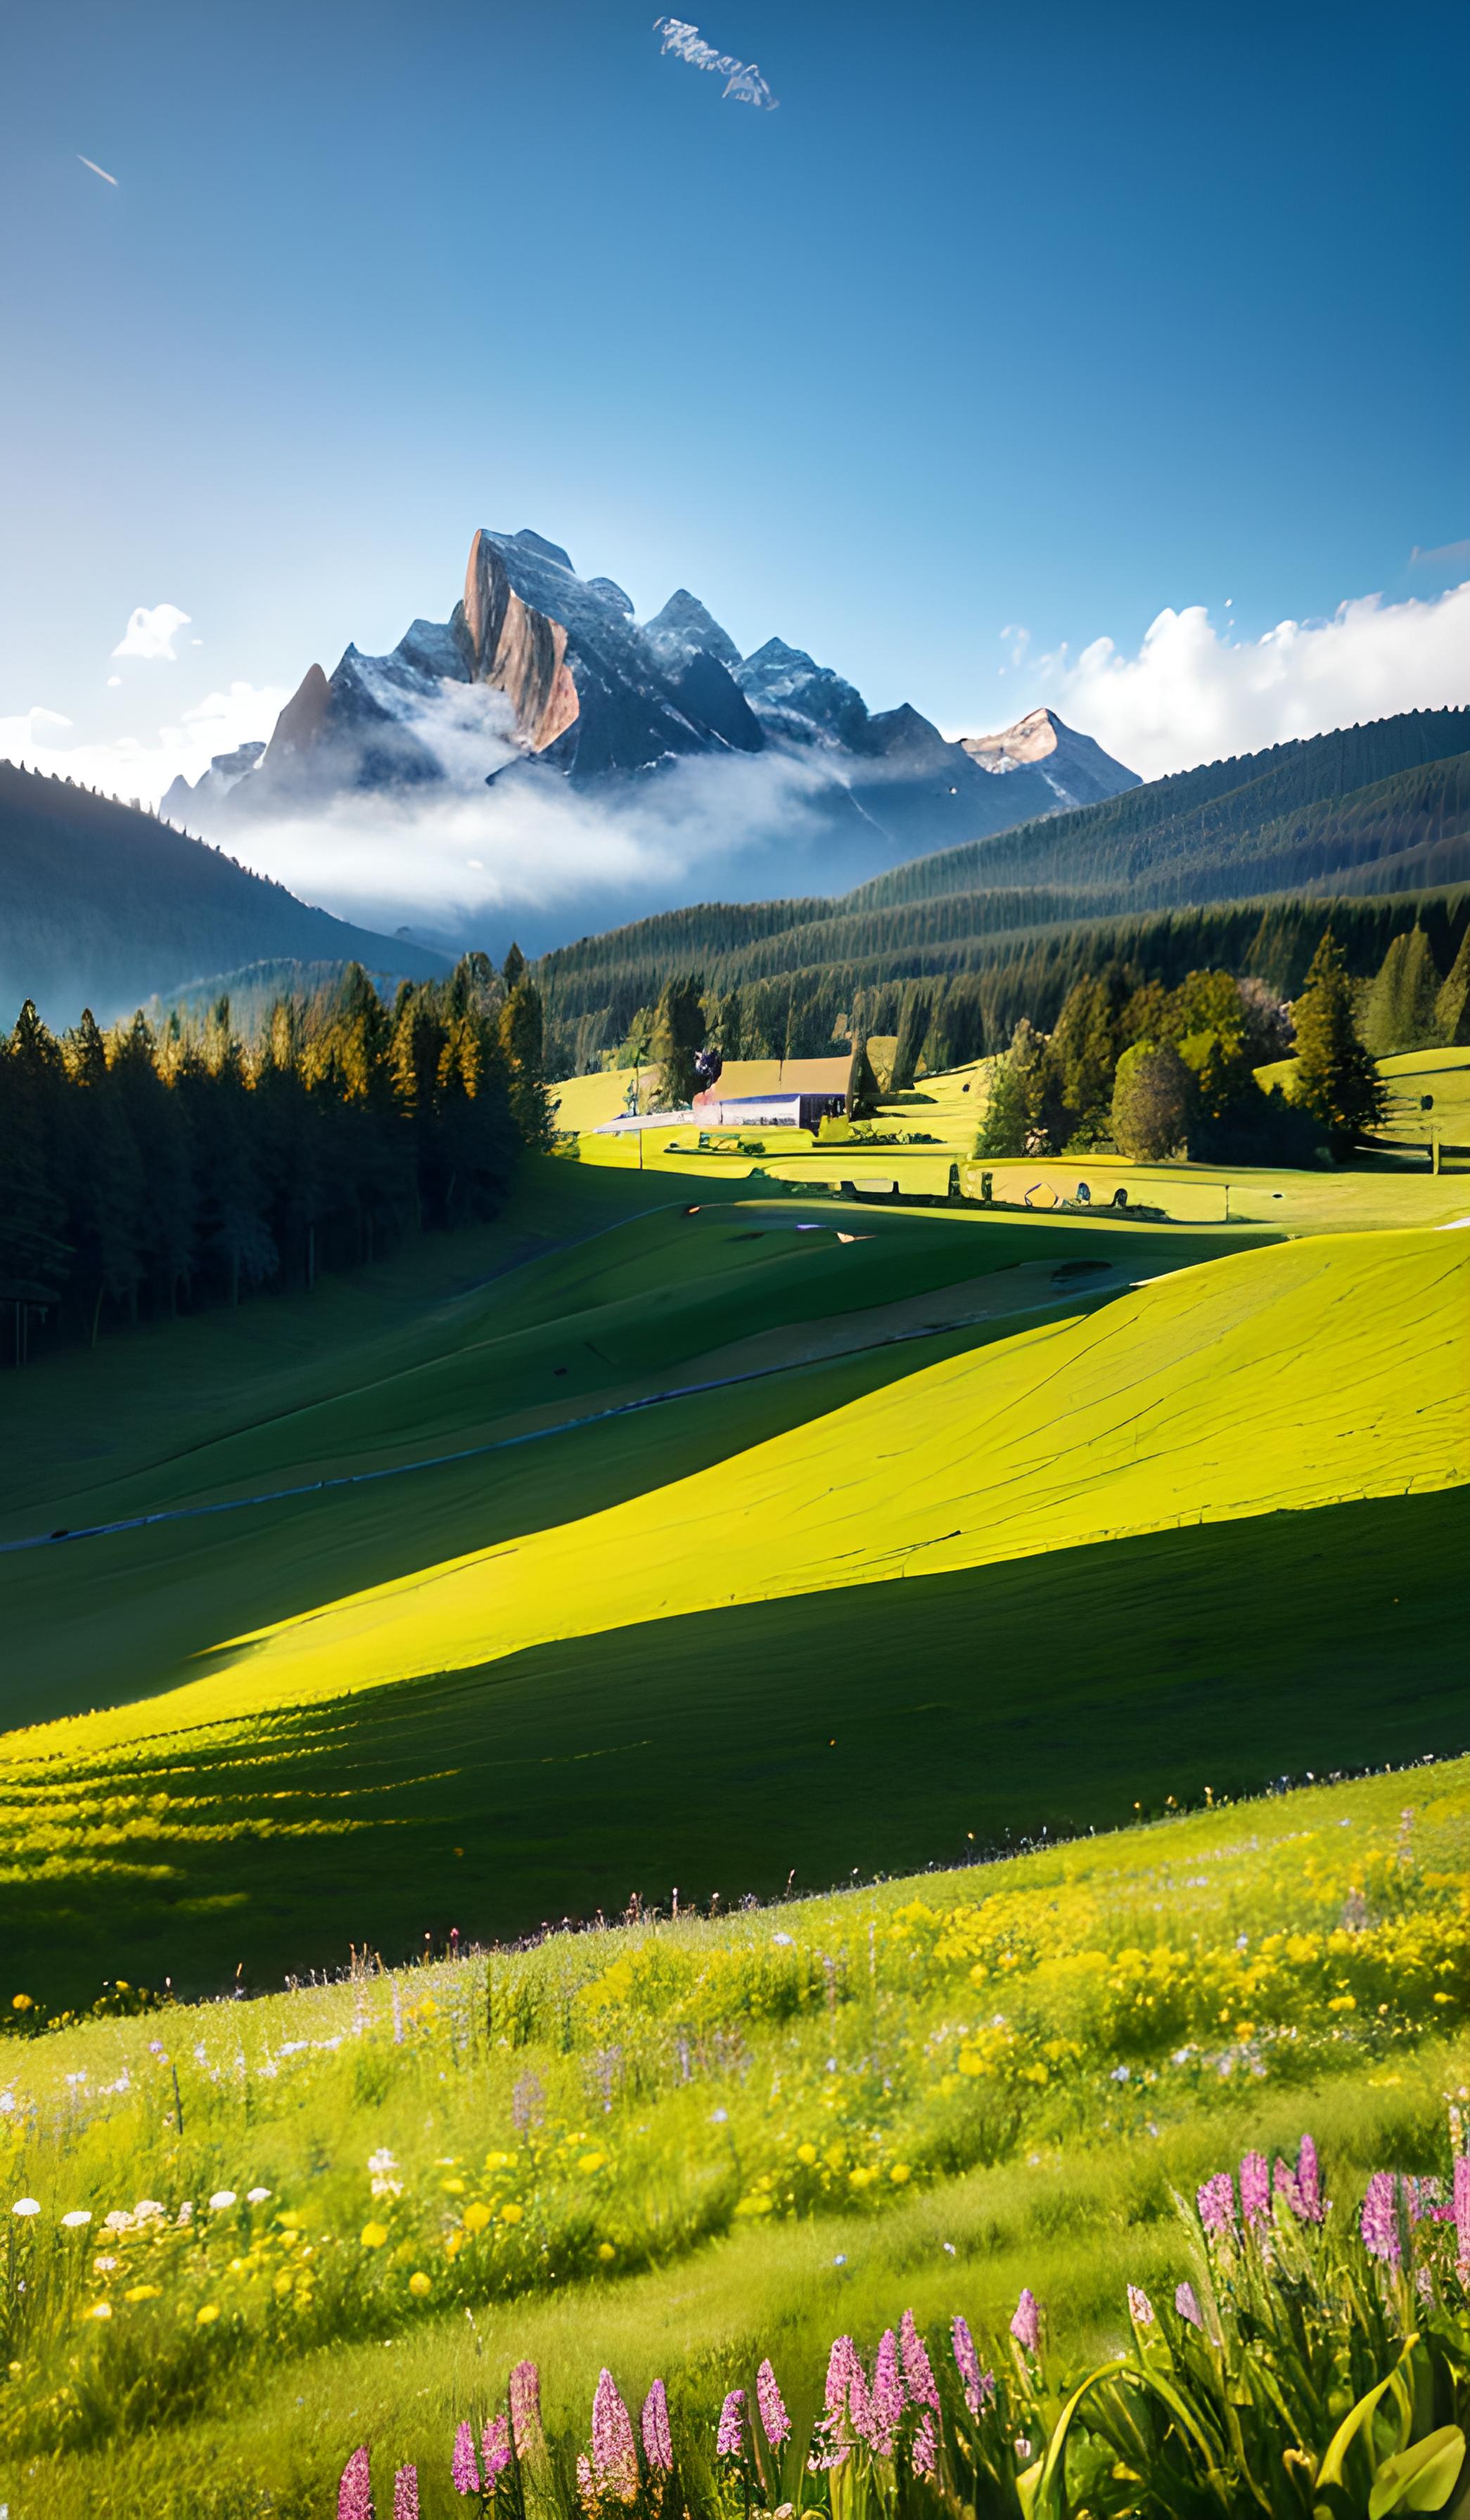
[0,763,447,1023]
[536,711,1470,1073]
[0,953,546,1368]
[848,707,1470,911]
[541,886,1470,1078]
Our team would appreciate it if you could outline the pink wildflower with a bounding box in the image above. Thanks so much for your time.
[716,2389,746,2458]
[393,2470,419,2520]
[870,2329,904,2455]
[1296,2135,1324,2223]
[1273,2155,1300,2215]
[1196,2173,1235,2237]
[900,2308,940,2411]
[592,2370,639,2500]
[339,2447,374,2520]
[911,2412,937,2478]
[1127,2285,1154,2325]
[482,2417,512,2488]
[1239,2152,1270,2225]
[1009,2289,1040,2355]
[1360,2171,1402,2265]
[510,2359,542,2460]
[641,2379,674,2475]
[1455,2155,1470,2272]
[950,2314,990,2415]
[1174,2282,1203,2328]
[847,2360,876,2445]
[825,2335,862,2419]
[452,2422,482,2497]
[756,2358,791,2448]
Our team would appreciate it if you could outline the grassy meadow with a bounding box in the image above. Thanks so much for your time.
[2,1758,1469,2516]
[1,1050,1467,2512]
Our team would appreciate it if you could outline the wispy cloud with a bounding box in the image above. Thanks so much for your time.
[0,681,290,802]
[77,155,118,186]
[111,603,192,662]
[1027,579,1470,782]
[1409,538,1470,574]
[210,746,843,945]
[653,18,778,108]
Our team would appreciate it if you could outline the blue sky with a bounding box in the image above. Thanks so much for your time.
[2,0,1466,795]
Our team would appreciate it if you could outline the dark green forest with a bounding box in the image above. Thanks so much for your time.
[540,883,1470,1079]
[0,956,547,1369]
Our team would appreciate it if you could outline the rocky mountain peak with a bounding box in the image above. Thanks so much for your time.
[644,589,742,674]
[964,706,1066,771]
[160,523,1137,865]
[459,529,579,754]
[961,706,1142,810]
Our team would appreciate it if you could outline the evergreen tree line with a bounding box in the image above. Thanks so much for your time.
[973,939,1384,1167]
[542,887,1470,1082]
[0,951,551,1369]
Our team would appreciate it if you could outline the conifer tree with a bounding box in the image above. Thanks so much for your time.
[1434,926,1470,1046]
[974,1032,1030,1157]
[845,1037,878,1119]
[500,979,552,1146]
[1291,932,1386,1148]
[1361,927,1441,1055]
[891,987,931,1091]
[0,1005,71,1360]
[649,974,706,1111]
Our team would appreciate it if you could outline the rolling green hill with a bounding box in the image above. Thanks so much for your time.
[2,1152,1464,2001]
[847,710,1470,913]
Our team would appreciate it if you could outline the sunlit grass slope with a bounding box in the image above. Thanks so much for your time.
[2,1200,1235,1729]
[3,1487,1464,2000]
[18,1226,1457,1758]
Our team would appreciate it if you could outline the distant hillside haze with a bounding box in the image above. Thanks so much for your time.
[160,526,1141,873]
[0,764,448,1025]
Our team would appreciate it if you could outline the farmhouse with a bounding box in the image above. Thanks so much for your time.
[691,1054,849,1134]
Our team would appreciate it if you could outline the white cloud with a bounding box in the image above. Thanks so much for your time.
[0,681,289,803]
[1026,579,1470,782]
[215,745,843,939]
[111,602,192,662]
[654,18,778,107]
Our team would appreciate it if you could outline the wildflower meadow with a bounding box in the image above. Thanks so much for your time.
[1,1760,1467,2513]
[339,2128,1470,2516]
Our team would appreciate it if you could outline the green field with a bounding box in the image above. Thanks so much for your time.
[1,1112,1466,2005]
[2,1060,1469,2516]
[2,1756,1468,2518]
